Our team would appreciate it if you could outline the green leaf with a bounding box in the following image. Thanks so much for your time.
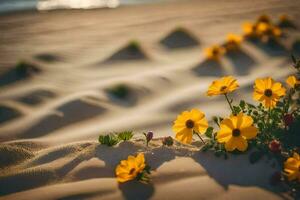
[98,134,119,146]
[239,100,246,109]
[276,101,284,107]
[233,106,241,114]
[144,165,151,174]
[201,144,211,152]
[117,131,133,141]
[204,127,214,138]
[247,103,256,109]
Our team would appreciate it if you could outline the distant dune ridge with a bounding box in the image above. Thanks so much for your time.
[0,0,300,199]
[105,40,149,62]
[160,27,200,49]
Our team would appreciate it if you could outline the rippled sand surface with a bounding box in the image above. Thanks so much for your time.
[0,0,300,199]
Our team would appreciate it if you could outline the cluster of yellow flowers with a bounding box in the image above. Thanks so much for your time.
[204,34,242,61]
[115,75,299,184]
[205,14,285,61]
[172,75,298,151]
[243,15,282,41]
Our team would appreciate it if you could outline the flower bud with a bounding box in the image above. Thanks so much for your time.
[283,114,294,127]
[269,140,281,153]
[146,131,153,143]
[162,136,173,146]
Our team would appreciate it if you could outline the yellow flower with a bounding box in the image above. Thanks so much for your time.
[256,22,270,36]
[279,14,291,23]
[284,152,300,182]
[242,22,257,37]
[271,27,282,38]
[256,22,282,40]
[115,153,146,183]
[207,76,239,96]
[286,75,300,88]
[204,45,226,61]
[253,77,286,108]
[224,33,243,50]
[172,109,208,144]
[216,113,258,152]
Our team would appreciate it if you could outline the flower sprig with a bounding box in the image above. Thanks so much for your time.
[173,54,299,186]
[115,153,151,183]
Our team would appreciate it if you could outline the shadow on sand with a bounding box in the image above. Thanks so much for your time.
[0,63,40,87]
[35,53,63,63]
[16,89,56,106]
[225,48,256,76]
[103,41,148,64]
[0,105,22,125]
[20,99,106,138]
[160,28,200,49]
[292,40,300,56]
[192,59,226,77]
[246,38,288,57]
[191,150,288,199]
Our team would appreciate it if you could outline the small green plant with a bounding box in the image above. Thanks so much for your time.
[117,131,133,141]
[98,134,119,146]
[128,40,141,50]
[136,165,151,183]
[107,84,130,99]
[162,136,174,146]
[99,131,133,146]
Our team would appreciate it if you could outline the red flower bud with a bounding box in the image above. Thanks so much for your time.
[269,140,281,153]
[146,131,153,143]
[283,114,294,127]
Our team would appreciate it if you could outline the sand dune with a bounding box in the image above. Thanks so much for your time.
[1,0,300,199]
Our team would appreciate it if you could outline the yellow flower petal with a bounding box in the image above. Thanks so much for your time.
[294,152,300,160]
[283,152,300,182]
[225,137,248,152]
[253,77,285,109]
[176,128,193,144]
[115,153,147,183]
[241,126,258,139]
[207,76,239,96]
[216,128,231,143]
[173,109,208,143]
[286,75,299,88]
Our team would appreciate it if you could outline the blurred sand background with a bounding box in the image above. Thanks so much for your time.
[0,0,300,199]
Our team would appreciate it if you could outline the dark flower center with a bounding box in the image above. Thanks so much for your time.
[220,86,227,92]
[232,129,241,137]
[185,119,195,129]
[129,168,135,175]
[264,89,273,97]
[212,48,219,55]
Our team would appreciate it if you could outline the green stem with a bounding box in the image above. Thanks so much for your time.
[266,108,272,139]
[194,131,206,144]
[224,93,235,114]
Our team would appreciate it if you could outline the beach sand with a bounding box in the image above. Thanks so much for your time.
[0,0,300,199]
